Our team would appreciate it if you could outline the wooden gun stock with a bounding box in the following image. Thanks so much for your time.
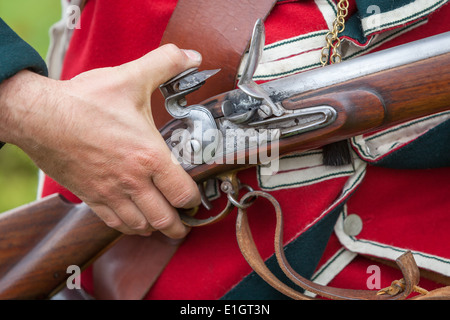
[0,195,120,299]
[0,39,449,300]
[278,51,450,155]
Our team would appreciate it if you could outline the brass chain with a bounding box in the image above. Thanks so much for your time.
[320,0,350,66]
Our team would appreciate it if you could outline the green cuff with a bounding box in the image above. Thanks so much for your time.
[0,18,48,149]
[0,18,48,81]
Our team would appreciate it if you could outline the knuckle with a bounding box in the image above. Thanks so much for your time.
[103,216,123,230]
[117,152,162,191]
[129,219,150,232]
[161,43,183,58]
[170,187,198,208]
[89,204,124,230]
[160,44,186,69]
[89,182,117,203]
[151,214,176,231]
[132,148,164,176]
[117,175,141,193]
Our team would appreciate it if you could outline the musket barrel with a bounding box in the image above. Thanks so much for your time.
[264,31,450,100]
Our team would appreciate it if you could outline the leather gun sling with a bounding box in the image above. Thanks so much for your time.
[91,0,278,300]
[236,192,450,299]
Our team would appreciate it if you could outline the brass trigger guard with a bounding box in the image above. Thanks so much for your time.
[179,171,253,227]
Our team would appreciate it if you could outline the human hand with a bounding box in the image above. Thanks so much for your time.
[0,44,203,238]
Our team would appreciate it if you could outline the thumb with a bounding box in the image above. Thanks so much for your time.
[132,44,202,91]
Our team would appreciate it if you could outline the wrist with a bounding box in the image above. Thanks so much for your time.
[0,70,59,149]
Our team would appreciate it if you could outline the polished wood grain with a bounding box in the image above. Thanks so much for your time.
[0,195,121,299]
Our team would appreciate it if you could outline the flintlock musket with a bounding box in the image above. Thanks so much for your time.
[0,21,449,299]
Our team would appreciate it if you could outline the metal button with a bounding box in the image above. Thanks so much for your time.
[343,214,363,236]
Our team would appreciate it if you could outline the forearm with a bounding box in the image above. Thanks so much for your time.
[0,70,57,148]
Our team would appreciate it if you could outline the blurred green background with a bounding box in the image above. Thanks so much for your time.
[0,1,61,212]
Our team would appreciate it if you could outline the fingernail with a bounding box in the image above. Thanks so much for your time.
[183,49,202,62]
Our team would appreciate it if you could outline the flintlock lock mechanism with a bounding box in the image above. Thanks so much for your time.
[159,19,338,227]
[222,19,337,134]
[159,66,221,167]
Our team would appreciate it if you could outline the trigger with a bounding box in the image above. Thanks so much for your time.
[198,182,213,210]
